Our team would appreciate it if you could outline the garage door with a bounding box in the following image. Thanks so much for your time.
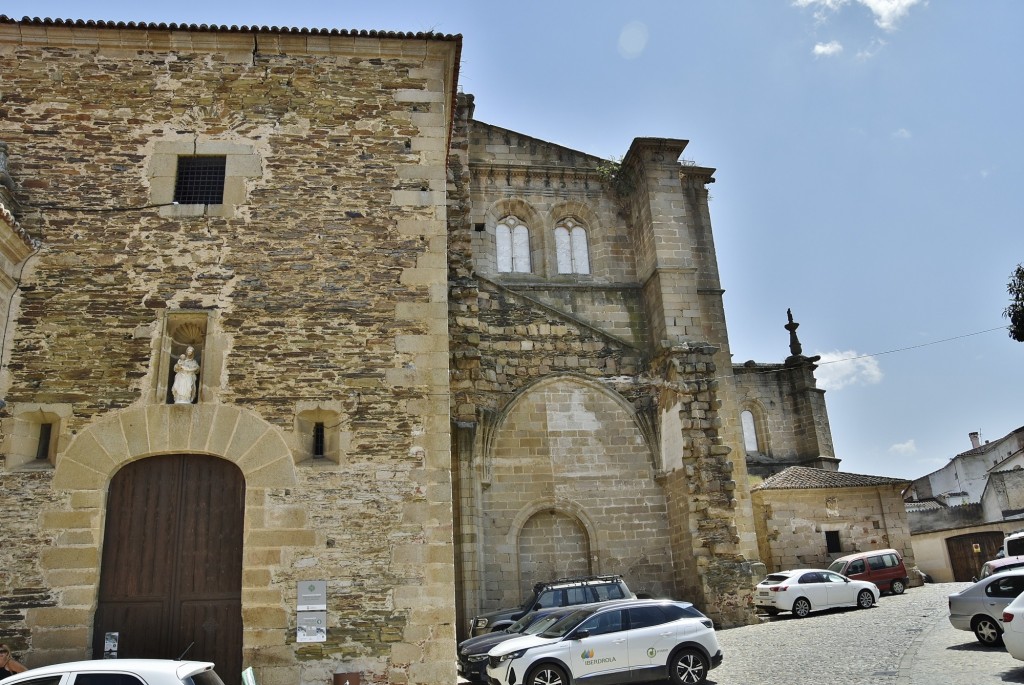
[946,531,1004,581]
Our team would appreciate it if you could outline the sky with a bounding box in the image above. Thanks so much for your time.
[7,1,1024,480]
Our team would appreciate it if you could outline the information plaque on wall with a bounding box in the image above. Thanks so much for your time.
[296,611,328,643]
[297,581,327,611]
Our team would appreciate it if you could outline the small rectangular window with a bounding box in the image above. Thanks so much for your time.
[825,530,841,554]
[174,156,226,204]
[313,422,326,459]
[36,422,53,460]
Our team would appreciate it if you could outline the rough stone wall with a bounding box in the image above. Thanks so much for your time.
[752,485,915,573]
[0,24,457,685]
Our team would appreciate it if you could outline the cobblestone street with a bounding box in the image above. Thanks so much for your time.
[711,582,1024,685]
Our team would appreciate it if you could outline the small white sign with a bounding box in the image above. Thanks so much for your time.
[297,611,328,643]
[297,581,327,611]
[241,667,257,685]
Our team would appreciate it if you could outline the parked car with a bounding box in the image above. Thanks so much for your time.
[754,569,879,618]
[485,598,721,685]
[827,548,910,595]
[459,606,577,683]
[2,660,226,685]
[470,574,635,636]
[1001,590,1024,661]
[947,569,1024,645]
[977,555,1024,580]
[1005,530,1024,557]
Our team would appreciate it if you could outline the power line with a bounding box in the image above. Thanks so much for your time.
[815,325,1010,366]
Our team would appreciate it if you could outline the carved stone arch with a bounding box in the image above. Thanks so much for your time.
[54,404,296,490]
[484,198,546,275]
[548,199,601,234]
[484,373,660,489]
[739,399,771,457]
[506,498,598,597]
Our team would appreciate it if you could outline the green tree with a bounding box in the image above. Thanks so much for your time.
[1005,263,1024,342]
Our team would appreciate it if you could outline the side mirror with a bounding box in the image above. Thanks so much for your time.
[572,629,591,640]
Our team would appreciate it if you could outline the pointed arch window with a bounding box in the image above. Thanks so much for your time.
[496,216,532,273]
[554,218,590,274]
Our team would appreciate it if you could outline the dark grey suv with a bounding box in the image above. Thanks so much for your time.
[470,574,635,636]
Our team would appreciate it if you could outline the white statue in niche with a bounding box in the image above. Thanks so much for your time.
[171,346,200,404]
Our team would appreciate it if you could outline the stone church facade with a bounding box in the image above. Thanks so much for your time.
[0,15,836,685]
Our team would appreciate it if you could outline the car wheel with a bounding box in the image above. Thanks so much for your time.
[890,579,905,595]
[857,589,874,609]
[526,663,568,685]
[792,597,812,618]
[973,616,1004,646]
[670,648,709,685]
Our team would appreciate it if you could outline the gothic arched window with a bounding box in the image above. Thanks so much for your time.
[554,218,590,274]
[496,216,532,273]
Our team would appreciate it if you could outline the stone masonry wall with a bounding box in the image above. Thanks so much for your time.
[752,485,915,573]
[0,24,457,685]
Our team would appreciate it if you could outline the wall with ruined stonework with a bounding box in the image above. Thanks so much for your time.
[0,19,458,685]
[449,99,765,633]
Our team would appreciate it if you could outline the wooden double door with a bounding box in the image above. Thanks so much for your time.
[946,531,1005,581]
[94,455,244,683]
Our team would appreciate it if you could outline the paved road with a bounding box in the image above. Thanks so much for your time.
[711,581,1024,685]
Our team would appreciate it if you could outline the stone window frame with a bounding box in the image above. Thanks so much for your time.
[3,402,72,470]
[293,399,358,466]
[152,310,222,406]
[495,215,532,274]
[740,403,771,457]
[553,217,591,275]
[150,140,261,219]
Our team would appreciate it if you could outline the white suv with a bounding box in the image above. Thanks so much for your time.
[485,599,722,685]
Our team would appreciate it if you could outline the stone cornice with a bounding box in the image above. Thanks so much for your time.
[469,163,607,193]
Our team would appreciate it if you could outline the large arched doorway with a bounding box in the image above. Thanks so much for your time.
[93,454,244,681]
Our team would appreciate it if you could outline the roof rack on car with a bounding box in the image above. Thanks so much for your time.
[531,574,623,591]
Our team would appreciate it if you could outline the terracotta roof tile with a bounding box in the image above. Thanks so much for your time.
[0,14,460,41]
[752,466,909,491]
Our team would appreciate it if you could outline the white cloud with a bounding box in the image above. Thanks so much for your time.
[813,350,884,391]
[889,439,917,455]
[793,0,924,32]
[813,41,844,56]
[617,21,649,60]
[860,0,926,31]
[892,128,911,139]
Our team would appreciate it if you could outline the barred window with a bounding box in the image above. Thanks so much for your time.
[174,156,226,205]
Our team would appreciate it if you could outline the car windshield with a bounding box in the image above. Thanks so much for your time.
[826,560,845,573]
[760,574,791,586]
[538,608,593,638]
[508,612,538,632]
[188,672,226,685]
[525,614,564,635]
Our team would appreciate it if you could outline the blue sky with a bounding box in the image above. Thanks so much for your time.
[8,1,1024,479]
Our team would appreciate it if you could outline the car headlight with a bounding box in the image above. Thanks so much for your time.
[498,649,527,662]
[474,617,489,629]
[467,654,489,663]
